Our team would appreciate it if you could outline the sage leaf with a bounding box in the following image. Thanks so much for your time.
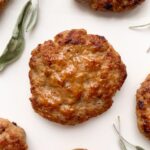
[0,36,25,71]
[0,1,31,71]
[135,146,145,150]
[129,22,150,29]
[26,0,38,32]
[129,22,150,53]
[116,116,128,150]
[119,140,127,150]
[113,117,146,150]
[0,0,38,71]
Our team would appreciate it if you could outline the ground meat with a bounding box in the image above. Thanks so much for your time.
[136,74,150,140]
[29,29,127,125]
[76,0,145,12]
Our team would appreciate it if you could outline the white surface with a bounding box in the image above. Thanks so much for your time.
[0,0,150,150]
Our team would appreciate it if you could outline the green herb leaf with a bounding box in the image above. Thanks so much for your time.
[129,22,150,29]
[129,22,150,53]
[113,116,146,150]
[135,146,145,150]
[26,0,38,32]
[0,1,31,71]
[119,140,127,150]
[0,36,25,71]
[116,116,128,150]
[0,0,38,72]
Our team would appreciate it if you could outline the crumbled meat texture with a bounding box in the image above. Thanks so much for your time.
[29,29,127,125]
[0,118,28,150]
[76,0,145,12]
[0,0,7,10]
[136,74,150,140]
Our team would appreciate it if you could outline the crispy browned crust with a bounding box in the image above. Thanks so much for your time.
[73,149,88,150]
[0,0,7,10]
[76,0,145,12]
[0,118,28,150]
[29,29,127,125]
[136,74,150,140]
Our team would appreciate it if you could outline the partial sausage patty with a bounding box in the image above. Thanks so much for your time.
[73,149,88,150]
[136,74,150,140]
[0,0,7,10]
[29,29,127,125]
[76,0,145,12]
[0,118,28,150]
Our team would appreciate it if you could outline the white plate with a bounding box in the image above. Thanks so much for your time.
[0,0,150,149]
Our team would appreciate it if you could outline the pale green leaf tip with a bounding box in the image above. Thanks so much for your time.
[129,22,150,30]
[26,0,38,32]
[135,146,145,150]
[0,66,4,72]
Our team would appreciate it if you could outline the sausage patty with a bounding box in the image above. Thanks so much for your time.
[0,118,28,150]
[0,0,7,10]
[76,0,145,12]
[136,74,150,140]
[29,29,127,125]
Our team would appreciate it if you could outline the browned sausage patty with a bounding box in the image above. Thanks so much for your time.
[73,149,87,150]
[29,29,127,125]
[0,0,7,10]
[76,0,145,12]
[0,118,28,150]
[136,74,150,140]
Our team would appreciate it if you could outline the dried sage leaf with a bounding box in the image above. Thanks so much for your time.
[129,22,150,29]
[26,0,38,32]
[129,22,150,53]
[135,146,145,150]
[119,140,127,150]
[113,117,146,150]
[0,0,38,71]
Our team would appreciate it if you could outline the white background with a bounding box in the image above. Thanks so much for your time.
[0,0,150,149]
